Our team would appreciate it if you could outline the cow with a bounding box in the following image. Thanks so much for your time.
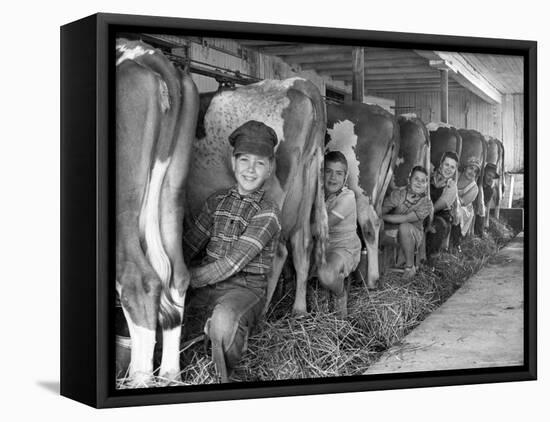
[458,129,487,235]
[426,122,463,172]
[184,77,328,317]
[380,114,431,266]
[425,122,462,255]
[115,39,199,386]
[393,114,431,188]
[479,136,505,232]
[325,102,400,289]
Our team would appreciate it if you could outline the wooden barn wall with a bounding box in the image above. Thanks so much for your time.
[501,94,524,172]
[371,90,524,172]
[189,39,252,93]
[166,36,351,96]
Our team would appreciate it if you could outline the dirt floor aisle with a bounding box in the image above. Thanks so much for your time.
[365,233,524,374]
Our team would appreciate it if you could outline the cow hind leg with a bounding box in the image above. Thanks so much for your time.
[361,217,381,289]
[263,242,288,315]
[291,229,312,316]
[116,258,161,387]
[159,290,186,383]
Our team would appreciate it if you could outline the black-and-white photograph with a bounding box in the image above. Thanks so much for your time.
[114,31,526,389]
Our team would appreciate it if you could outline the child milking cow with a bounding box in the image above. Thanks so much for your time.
[182,120,281,382]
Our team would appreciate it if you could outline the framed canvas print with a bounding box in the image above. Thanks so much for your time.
[60,12,536,408]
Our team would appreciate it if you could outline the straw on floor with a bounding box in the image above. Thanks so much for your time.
[117,217,516,387]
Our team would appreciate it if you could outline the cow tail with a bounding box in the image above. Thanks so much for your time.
[293,79,328,268]
[313,144,328,267]
[145,49,187,330]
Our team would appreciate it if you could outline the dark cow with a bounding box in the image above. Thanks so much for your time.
[427,123,463,172]
[478,136,505,232]
[116,39,199,385]
[185,78,328,317]
[426,122,462,255]
[393,114,431,188]
[381,114,431,265]
[458,129,487,234]
[326,102,400,289]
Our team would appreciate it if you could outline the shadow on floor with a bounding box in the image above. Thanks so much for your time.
[36,380,60,395]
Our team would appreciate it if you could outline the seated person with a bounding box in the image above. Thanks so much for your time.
[475,162,500,235]
[426,151,459,256]
[452,157,481,246]
[316,151,361,317]
[381,166,433,279]
[183,120,281,383]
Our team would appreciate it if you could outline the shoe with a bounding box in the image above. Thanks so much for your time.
[402,265,416,280]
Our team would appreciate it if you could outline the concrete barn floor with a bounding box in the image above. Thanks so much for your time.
[365,233,524,374]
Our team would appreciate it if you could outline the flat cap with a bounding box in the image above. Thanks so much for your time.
[485,162,500,178]
[464,156,482,172]
[228,120,278,158]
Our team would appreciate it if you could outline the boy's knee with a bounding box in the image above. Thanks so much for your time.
[398,222,413,234]
[318,262,343,293]
[205,305,249,370]
[205,305,238,347]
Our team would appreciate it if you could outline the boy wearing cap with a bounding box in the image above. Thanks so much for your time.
[183,120,281,382]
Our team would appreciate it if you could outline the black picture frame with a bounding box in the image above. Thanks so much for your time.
[60,12,537,408]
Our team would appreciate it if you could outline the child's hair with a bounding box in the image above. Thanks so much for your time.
[440,151,459,165]
[325,150,348,171]
[410,165,428,179]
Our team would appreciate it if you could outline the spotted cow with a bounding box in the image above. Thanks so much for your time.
[185,78,328,316]
[115,39,199,386]
[326,102,400,289]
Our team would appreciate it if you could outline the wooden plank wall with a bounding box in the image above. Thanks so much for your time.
[371,90,524,172]
[177,37,351,97]
[189,38,252,93]
[501,94,524,172]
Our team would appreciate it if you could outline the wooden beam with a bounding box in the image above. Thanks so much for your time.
[364,82,461,89]
[239,41,291,46]
[323,71,440,80]
[440,69,449,123]
[360,80,461,88]
[321,66,436,75]
[334,74,457,83]
[301,61,430,72]
[283,52,351,64]
[365,57,430,67]
[258,44,350,55]
[370,86,466,92]
[415,50,502,104]
[352,47,365,102]
[361,51,421,60]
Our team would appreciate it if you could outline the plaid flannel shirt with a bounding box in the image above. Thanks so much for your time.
[183,186,281,287]
[382,186,433,231]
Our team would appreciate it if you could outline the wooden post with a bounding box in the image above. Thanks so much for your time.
[352,47,365,102]
[440,69,449,123]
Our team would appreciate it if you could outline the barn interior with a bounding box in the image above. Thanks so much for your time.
[127,33,524,210]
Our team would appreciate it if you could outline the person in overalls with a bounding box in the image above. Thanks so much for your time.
[183,120,281,382]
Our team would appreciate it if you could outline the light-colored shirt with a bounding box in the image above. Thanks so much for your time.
[325,187,357,237]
